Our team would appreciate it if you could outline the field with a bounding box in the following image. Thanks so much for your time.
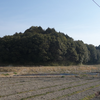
[0,65,100,100]
[0,77,100,100]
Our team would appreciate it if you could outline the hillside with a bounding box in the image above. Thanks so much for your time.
[0,26,100,66]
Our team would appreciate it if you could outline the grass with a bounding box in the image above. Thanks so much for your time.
[0,65,100,79]
[80,74,88,77]
[80,94,95,100]
[61,76,65,78]
[13,72,17,74]
[0,65,100,75]
[2,73,9,76]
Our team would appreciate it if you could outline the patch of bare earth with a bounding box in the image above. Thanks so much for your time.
[0,77,100,100]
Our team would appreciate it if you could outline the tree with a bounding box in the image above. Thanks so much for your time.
[75,41,89,64]
[86,44,97,64]
[0,26,99,65]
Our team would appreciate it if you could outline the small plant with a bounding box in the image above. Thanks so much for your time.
[61,76,65,78]
[2,73,9,76]
[79,74,88,78]
[81,94,95,100]
[13,72,17,74]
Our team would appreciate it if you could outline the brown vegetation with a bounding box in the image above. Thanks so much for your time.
[0,65,100,77]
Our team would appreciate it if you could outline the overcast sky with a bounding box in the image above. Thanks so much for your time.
[0,0,100,46]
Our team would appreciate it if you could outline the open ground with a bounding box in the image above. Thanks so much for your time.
[0,77,100,100]
[0,65,100,100]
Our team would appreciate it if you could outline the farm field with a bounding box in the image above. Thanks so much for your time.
[0,77,100,100]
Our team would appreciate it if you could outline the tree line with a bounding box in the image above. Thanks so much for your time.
[0,26,100,65]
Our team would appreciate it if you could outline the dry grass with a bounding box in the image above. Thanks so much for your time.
[0,65,100,77]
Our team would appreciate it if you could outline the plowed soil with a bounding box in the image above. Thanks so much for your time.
[0,76,100,100]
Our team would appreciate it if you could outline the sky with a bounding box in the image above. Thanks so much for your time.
[0,0,100,46]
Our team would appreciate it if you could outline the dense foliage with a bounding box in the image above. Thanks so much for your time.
[0,26,100,65]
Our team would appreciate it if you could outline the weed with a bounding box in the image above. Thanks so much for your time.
[61,76,65,78]
[0,65,100,75]
[80,74,88,77]
[13,72,17,74]
[2,73,9,76]
[80,94,95,100]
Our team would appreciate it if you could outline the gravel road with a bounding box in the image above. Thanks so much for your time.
[0,77,100,100]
